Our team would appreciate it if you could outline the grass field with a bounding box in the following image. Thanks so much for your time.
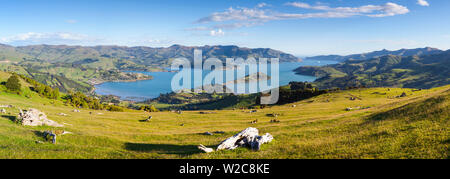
[0,71,448,159]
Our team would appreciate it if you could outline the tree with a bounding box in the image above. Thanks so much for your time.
[5,75,21,93]
[140,105,160,112]
[149,105,159,112]
[51,88,60,99]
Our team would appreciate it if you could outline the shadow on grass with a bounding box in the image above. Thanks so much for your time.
[124,143,208,156]
[1,115,16,122]
[33,131,45,137]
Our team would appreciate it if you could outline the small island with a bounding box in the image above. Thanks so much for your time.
[225,72,271,85]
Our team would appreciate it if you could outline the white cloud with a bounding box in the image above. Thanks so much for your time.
[285,2,409,18]
[0,32,179,47]
[256,3,268,8]
[0,32,100,46]
[285,2,330,10]
[213,22,263,30]
[417,0,430,6]
[185,26,211,31]
[196,7,273,23]
[210,29,225,37]
[193,2,410,31]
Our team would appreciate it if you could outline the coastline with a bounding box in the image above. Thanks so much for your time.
[89,77,154,86]
[93,61,335,101]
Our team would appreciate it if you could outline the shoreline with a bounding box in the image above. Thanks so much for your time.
[93,61,334,101]
[89,77,154,86]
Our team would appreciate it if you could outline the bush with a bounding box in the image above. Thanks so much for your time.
[17,74,59,99]
[64,92,104,110]
[107,105,124,112]
[5,75,21,94]
[140,105,160,112]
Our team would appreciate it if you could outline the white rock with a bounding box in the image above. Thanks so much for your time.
[18,109,63,127]
[217,127,259,150]
[198,144,214,153]
[198,127,274,153]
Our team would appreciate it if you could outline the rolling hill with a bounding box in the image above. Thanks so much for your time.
[0,71,448,159]
[305,47,443,62]
[0,44,301,70]
[295,50,450,89]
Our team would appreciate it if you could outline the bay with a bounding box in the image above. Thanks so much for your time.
[95,60,338,101]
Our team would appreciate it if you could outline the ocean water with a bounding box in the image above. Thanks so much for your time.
[95,60,338,101]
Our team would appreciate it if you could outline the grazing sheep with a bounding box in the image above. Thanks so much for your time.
[140,116,153,122]
[250,119,258,124]
[57,113,68,116]
[267,113,280,117]
[203,132,213,136]
[270,119,281,123]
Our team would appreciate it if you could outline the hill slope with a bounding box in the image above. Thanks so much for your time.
[1,71,448,159]
[295,51,450,89]
[305,47,443,62]
[0,44,301,70]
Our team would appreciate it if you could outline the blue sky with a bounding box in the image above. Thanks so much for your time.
[0,0,449,56]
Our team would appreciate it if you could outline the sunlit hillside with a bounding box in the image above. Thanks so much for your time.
[1,71,448,159]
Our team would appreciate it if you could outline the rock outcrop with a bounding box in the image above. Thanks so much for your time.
[18,109,63,127]
[198,127,274,153]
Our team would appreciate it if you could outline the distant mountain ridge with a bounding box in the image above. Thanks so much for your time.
[0,44,301,68]
[305,47,443,62]
[295,50,450,89]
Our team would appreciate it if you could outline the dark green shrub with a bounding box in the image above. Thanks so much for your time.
[5,75,21,93]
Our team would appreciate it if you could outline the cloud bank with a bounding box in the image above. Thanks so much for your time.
[0,32,93,45]
[191,2,410,34]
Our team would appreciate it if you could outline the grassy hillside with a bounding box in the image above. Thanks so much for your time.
[0,61,153,93]
[296,51,450,89]
[305,47,443,62]
[0,44,301,71]
[0,71,448,159]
